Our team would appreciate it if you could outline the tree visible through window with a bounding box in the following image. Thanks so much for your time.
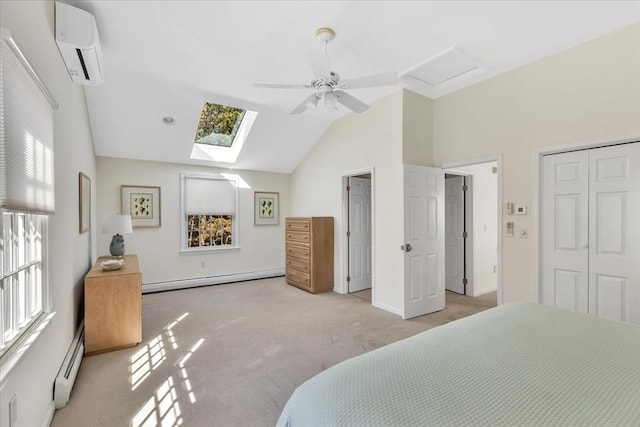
[194,102,246,148]
[187,215,233,247]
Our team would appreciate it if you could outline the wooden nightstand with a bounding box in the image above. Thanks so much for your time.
[84,254,142,356]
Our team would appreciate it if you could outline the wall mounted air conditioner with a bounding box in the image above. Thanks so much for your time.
[55,2,104,86]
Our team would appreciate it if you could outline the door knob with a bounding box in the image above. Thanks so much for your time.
[401,244,412,252]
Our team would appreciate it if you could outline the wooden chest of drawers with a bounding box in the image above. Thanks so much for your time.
[285,217,333,293]
[84,254,142,355]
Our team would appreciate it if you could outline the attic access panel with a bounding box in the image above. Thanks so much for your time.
[194,102,246,148]
[404,48,481,86]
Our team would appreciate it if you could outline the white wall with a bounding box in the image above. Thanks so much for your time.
[291,90,434,315]
[433,22,640,303]
[453,163,498,296]
[1,2,97,426]
[96,157,290,286]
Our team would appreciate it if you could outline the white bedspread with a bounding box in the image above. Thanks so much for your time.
[277,302,640,426]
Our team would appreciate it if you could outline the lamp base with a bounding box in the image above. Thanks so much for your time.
[109,234,126,257]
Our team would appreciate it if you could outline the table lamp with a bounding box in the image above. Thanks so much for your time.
[102,214,133,257]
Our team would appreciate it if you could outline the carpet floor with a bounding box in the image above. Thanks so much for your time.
[51,277,496,427]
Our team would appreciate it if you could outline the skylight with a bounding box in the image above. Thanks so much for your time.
[190,102,257,164]
[194,102,246,147]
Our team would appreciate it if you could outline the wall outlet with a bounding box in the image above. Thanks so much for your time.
[9,395,17,427]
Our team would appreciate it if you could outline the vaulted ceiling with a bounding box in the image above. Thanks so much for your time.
[70,1,640,173]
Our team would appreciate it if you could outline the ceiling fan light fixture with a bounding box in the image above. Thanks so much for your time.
[305,94,321,110]
[324,92,338,110]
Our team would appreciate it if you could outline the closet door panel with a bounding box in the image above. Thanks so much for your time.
[541,151,589,312]
[588,143,640,323]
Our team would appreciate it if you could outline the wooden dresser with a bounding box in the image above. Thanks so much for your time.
[285,217,334,293]
[84,254,142,356]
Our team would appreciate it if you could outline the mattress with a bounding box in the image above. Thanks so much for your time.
[277,302,640,426]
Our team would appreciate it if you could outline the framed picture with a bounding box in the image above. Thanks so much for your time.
[79,172,91,234]
[121,185,161,228]
[254,192,279,225]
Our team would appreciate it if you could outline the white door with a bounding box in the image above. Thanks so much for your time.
[588,143,640,323]
[541,150,590,313]
[445,175,465,294]
[348,177,372,292]
[541,142,640,324]
[403,165,445,319]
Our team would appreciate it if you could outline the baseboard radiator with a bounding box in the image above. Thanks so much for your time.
[54,320,84,409]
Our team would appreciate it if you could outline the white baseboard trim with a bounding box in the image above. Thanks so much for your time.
[473,287,498,297]
[142,269,285,294]
[372,300,403,317]
[43,401,55,427]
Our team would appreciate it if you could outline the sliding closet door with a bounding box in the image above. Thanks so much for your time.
[588,143,640,323]
[541,151,589,313]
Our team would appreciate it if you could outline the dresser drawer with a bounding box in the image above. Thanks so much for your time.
[287,256,310,273]
[286,219,311,232]
[286,231,310,243]
[287,269,311,289]
[286,244,311,260]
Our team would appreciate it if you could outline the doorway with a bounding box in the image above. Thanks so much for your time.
[443,159,500,304]
[342,169,374,301]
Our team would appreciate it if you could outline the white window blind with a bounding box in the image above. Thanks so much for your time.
[185,176,236,215]
[0,30,57,213]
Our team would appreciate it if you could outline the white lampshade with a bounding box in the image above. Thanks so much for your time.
[102,214,133,235]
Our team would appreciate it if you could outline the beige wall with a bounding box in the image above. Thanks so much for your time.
[291,91,406,313]
[97,157,290,285]
[1,1,97,426]
[434,23,640,303]
[403,89,434,165]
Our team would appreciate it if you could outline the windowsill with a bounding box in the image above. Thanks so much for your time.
[0,311,56,386]
[180,246,240,255]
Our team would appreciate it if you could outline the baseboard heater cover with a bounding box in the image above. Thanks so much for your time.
[54,320,84,409]
[142,268,285,294]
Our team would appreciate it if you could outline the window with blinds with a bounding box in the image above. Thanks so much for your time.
[0,29,56,364]
[181,173,238,251]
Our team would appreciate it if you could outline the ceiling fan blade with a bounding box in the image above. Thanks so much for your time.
[309,52,332,80]
[338,72,399,89]
[254,83,313,89]
[334,90,369,114]
[291,93,321,114]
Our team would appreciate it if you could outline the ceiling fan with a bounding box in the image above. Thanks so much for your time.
[254,27,398,114]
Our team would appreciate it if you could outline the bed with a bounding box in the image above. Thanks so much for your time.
[277,302,640,426]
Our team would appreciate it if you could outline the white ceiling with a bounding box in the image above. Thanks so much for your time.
[69,1,640,173]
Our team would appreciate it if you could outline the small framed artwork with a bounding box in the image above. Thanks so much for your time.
[254,192,279,225]
[79,172,91,234]
[121,185,161,228]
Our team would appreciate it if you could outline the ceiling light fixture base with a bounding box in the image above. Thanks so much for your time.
[316,27,335,44]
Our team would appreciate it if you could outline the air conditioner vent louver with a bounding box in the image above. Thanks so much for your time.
[55,2,104,86]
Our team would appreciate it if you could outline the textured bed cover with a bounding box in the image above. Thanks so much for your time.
[277,302,640,426]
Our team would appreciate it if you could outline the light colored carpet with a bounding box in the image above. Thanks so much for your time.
[51,277,496,427]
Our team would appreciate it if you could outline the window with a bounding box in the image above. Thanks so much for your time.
[0,212,46,356]
[189,102,258,164]
[1,30,55,369]
[187,215,233,247]
[181,173,238,253]
[194,102,246,148]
